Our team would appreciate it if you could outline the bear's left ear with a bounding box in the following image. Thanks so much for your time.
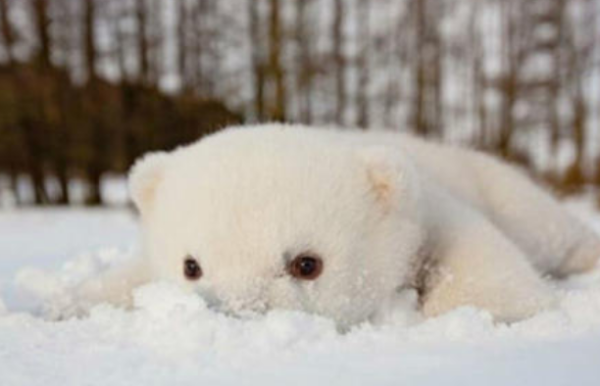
[128,152,170,215]
[356,146,417,209]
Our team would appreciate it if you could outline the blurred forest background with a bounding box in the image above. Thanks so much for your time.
[0,0,599,206]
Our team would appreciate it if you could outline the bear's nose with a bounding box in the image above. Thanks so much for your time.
[195,287,221,309]
[223,296,268,315]
[197,281,269,316]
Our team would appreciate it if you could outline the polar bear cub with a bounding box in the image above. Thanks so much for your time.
[78,124,600,327]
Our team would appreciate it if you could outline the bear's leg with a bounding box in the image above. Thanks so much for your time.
[420,193,555,322]
[554,235,600,277]
[473,156,600,276]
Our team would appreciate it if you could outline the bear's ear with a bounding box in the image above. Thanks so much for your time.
[357,146,416,209]
[128,152,170,214]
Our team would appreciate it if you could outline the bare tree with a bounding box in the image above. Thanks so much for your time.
[190,0,210,94]
[248,0,265,121]
[562,0,597,188]
[0,0,15,63]
[294,0,314,124]
[495,0,522,160]
[83,0,97,82]
[175,0,188,89]
[355,0,371,129]
[32,0,52,68]
[544,0,567,156]
[135,0,150,84]
[468,3,489,148]
[107,1,130,82]
[266,0,285,121]
[408,0,443,137]
[1,0,600,204]
[82,0,106,205]
[332,0,346,124]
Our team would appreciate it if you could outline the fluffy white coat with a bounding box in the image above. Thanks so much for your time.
[77,124,600,327]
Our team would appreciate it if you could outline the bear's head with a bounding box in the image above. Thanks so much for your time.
[128,125,423,327]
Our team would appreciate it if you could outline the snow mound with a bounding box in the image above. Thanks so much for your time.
[13,248,600,341]
[3,252,600,385]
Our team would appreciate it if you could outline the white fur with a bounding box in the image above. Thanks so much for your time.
[77,124,600,326]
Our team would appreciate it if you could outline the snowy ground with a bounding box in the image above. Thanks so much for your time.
[1,200,600,385]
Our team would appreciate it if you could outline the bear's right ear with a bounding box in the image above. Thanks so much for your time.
[356,146,418,211]
[128,152,170,215]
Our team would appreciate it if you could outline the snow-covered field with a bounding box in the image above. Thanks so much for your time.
[1,200,600,385]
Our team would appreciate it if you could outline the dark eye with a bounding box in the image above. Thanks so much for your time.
[184,257,202,280]
[288,254,323,280]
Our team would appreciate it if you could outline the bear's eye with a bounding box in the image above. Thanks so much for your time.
[288,254,323,280]
[183,257,202,280]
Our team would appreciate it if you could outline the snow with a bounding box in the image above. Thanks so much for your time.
[1,199,600,385]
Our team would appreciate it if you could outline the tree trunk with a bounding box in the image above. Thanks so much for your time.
[32,0,52,69]
[8,163,20,206]
[83,0,97,82]
[497,0,519,160]
[332,0,345,124]
[412,0,428,136]
[55,161,70,205]
[31,169,48,205]
[267,0,286,121]
[176,0,187,88]
[469,5,488,148]
[355,0,370,129]
[21,118,49,205]
[295,0,314,124]
[249,0,265,121]
[0,0,15,64]
[87,166,102,206]
[135,0,150,84]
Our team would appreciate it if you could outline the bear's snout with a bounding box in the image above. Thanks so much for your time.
[196,281,270,316]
